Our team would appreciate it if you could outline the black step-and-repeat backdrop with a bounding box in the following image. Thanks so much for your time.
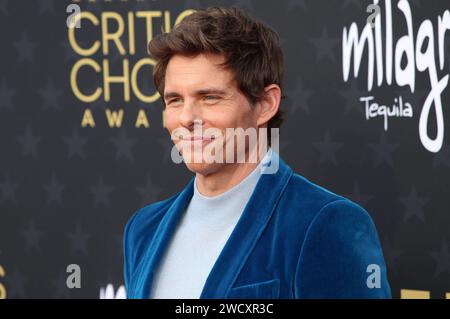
[0,0,449,299]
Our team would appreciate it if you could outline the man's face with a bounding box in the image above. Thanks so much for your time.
[163,53,259,176]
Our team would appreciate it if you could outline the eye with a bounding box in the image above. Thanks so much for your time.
[204,95,219,101]
[167,97,182,105]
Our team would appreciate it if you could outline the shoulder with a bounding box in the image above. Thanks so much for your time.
[123,192,182,264]
[285,172,378,253]
[123,192,181,289]
[281,172,371,225]
[124,193,179,243]
[286,176,391,298]
[291,172,375,217]
[288,172,347,205]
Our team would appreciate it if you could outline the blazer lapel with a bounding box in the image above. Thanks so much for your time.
[132,152,293,299]
[199,152,293,298]
[132,178,195,298]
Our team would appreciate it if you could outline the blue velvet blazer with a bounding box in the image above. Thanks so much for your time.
[123,153,391,299]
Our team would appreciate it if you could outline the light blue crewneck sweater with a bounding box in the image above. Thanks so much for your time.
[150,150,272,299]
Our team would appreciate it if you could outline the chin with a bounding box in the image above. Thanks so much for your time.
[184,161,223,177]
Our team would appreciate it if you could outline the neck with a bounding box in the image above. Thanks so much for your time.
[196,146,268,197]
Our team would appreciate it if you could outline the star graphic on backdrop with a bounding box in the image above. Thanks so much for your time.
[432,143,450,169]
[89,176,115,207]
[68,223,91,255]
[0,0,8,14]
[63,128,88,160]
[339,79,366,114]
[51,271,71,299]
[341,0,363,9]
[38,80,63,111]
[136,174,163,207]
[381,237,403,274]
[368,133,398,168]
[13,32,36,64]
[21,219,45,253]
[110,129,137,162]
[399,185,430,222]
[43,173,65,206]
[345,182,374,207]
[0,78,16,111]
[0,175,19,204]
[5,270,28,298]
[285,77,314,114]
[288,0,307,10]
[311,28,339,63]
[313,130,342,166]
[429,240,450,277]
[17,126,42,158]
[38,0,55,15]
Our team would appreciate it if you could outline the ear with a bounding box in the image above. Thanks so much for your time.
[256,84,281,127]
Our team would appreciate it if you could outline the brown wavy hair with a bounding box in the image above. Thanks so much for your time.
[148,6,286,133]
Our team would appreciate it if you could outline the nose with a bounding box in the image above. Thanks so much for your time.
[179,100,201,130]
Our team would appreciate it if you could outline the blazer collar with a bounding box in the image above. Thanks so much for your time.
[132,151,293,298]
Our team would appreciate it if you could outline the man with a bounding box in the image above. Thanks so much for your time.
[123,7,391,299]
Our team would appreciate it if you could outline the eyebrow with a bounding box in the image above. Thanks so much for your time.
[163,88,228,100]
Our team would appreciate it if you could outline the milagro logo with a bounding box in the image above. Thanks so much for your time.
[342,0,450,153]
